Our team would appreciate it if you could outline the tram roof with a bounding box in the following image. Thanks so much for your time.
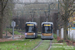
[26,22,37,25]
[41,22,53,25]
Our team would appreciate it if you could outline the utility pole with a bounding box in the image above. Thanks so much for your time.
[48,3,51,22]
[44,11,48,22]
[32,11,35,22]
[21,10,23,17]
[30,9,35,22]
[58,0,60,18]
[47,3,53,22]
[58,0,60,29]
[17,11,19,29]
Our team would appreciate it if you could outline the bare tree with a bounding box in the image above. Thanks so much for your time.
[60,0,75,40]
[0,0,8,38]
[0,0,14,38]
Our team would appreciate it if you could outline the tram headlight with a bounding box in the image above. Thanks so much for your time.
[34,33,35,35]
[25,33,27,36]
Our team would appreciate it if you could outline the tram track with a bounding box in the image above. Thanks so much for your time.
[48,40,52,50]
[33,40,43,50]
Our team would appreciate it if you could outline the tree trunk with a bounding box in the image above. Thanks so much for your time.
[0,10,3,38]
[64,21,68,40]
[64,1,68,40]
[0,18,3,38]
[0,0,3,38]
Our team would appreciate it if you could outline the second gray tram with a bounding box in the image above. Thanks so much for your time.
[25,22,37,39]
[41,22,53,40]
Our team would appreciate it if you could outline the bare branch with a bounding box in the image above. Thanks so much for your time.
[0,0,8,12]
[59,1,65,8]
[68,9,73,13]
[69,10,75,16]
[63,0,65,2]
[2,0,8,11]
[2,0,4,2]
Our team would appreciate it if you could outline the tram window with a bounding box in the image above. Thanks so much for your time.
[26,26,35,32]
[47,27,51,32]
[43,26,52,33]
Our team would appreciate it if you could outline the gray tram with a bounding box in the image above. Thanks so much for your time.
[41,22,53,40]
[25,22,37,39]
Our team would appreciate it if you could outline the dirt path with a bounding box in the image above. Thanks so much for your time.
[0,31,25,42]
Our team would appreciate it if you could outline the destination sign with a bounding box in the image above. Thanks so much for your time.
[44,24,51,26]
[27,24,34,26]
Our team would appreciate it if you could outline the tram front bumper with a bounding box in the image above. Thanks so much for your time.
[25,35,35,38]
[25,33,36,38]
[41,35,53,40]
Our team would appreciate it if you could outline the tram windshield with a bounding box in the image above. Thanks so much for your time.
[26,26,35,32]
[26,23,35,33]
[43,26,52,33]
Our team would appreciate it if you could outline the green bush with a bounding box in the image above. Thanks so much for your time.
[14,31,21,35]
[14,29,23,31]
[5,28,12,33]
[58,39,65,43]
[3,32,5,34]
[5,28,21,35]
[53,34,57,39]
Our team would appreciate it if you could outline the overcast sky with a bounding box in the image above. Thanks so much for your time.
[15,0,58,3]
